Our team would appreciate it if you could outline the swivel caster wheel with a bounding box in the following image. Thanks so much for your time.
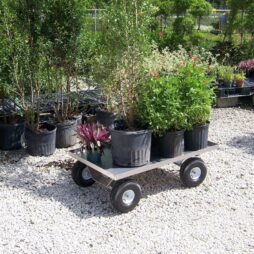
[110,180,141,213]
[71,161,95,187]
[180,157,207,187]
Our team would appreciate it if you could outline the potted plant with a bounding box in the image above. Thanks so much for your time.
[180,63,215,151]
[217,66,234,88]
[234,72,245,88]
[1,0,56,156]
[0,89,25,151]
[0,34,25,150]
[137,75,187,158]
[239,59,254,79]
[109,47,151,167]
[76,123,110,163]
[91,1,153,167]
[41,0,84,148]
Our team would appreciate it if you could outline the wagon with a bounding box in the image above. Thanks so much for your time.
[69,141,218,213]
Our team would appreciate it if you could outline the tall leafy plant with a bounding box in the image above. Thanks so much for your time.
[41,0,87,123]
[137,76,187,135]
[0,0,49,131]
[92,0,153,112]
[178,63,215,128]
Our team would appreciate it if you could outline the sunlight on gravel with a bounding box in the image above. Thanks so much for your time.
[0,107,254,254]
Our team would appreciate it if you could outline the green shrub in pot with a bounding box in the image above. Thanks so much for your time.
[0,0,56,156]
[137,75,187,158]
[109,47,152,167]
[41,0,85,148]
[179,63,215,151]
[217,65,234,88]
[234,72,245,88]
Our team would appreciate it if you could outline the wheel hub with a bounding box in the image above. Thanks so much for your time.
[122,190,135,206]
[81,167,92,180]
[190,167,202,180]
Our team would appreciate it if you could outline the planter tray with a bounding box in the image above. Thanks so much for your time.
[69,141,218,183]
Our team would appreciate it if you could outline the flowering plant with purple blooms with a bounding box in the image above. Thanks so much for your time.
[239,59,254,71]
[76,123,110,151]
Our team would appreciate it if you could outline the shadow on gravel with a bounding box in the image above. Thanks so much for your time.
[0,152,185,218]
[227,133,254,155]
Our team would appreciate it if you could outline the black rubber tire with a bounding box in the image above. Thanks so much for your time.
[71,161,95,187]
[110,180,141,213]
[180,157,207,188]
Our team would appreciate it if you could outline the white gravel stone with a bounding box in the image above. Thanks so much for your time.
[0,107,254,254]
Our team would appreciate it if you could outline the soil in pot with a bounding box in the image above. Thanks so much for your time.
[184,123,209,151]
[111,129,151,167]
[25,122,56,156]
[157,130,184,158]
[0,116,25,150]
[96,110,116,129]
[56,119,77,148]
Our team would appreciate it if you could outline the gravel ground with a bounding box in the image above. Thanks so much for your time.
[0,107,254,254]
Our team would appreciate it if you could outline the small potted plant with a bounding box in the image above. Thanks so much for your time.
[180,63,215,151]
[217,66,234,88]
[137,75,187,158]
[239,59,254,79]
[234,72,245,88]
[76,123,110,163]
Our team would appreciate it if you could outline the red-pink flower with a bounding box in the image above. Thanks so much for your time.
[239,59,254,71]
[76,123,110,150]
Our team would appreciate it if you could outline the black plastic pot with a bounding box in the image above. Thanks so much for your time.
[0,121,25,150]
[223,81,232,88]
[25,123,56,156]
[158,130,184,158]
[184,124,209,151]
[56,119,77,148]
[96,110,116,129]
[111,129,151,167]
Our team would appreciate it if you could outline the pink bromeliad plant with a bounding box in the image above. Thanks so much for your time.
[76,123,110,151]
[239,59,254,71]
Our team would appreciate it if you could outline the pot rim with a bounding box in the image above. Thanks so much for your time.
[165,129,185,135]
[56,119,76,127]
[192,122,210,129]
[26,123,57,135]
[111,129,150,135]
[96,110,117,116]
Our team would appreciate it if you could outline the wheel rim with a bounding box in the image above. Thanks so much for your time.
[190,167,202,181]
[81,167,92,180]
[122,190,135,206]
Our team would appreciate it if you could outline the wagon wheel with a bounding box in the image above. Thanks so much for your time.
[180,157,207,188]
[71,161,95,187]
[110,180,141,213]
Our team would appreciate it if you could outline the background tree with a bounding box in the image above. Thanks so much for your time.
[225,0,251,44]
[190,0,213,30]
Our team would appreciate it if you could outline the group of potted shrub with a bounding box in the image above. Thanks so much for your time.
[0,0,84,156]
[77,47,216,168]
[217,66,246,88]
